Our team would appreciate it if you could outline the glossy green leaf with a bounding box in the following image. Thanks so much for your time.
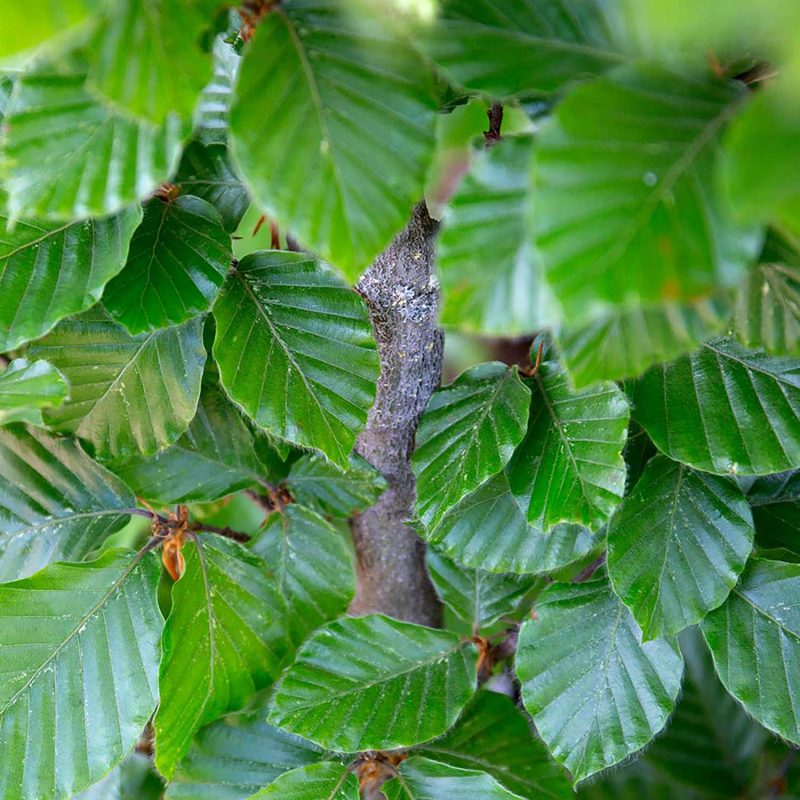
[166,712,325,800]
[607,455,754,639]
[250,504,355,645]
[0,549,162,800]
[557,296,730,388]
[30,309,205,461]
[0,200,141,351]
[437,135,554,336]
[413,362,530,531]
[425,471,602,575]
[194,35,240,145]
[154,535,290,778]
[416,690,572,799]
[516,574,684,783]
[507,363,628,530]
[87,0,212,123]
[212,251,379,468]
[3,66,186,220]
[175,141,249,233]
[0,1,99,58]
[426,548,541,630]
[701,557,800,744]
[725,86,800,226]
[630,337,800,475]
[0,424,134,581]
[734,231,800,356]
[533,65,760,326]
[421,0,629,98]
[643,628,767,798]
[384,756,524,800]
[245,762,359,800]
[230,0,437,276]
[284,453,386,518]
[269,614,477,752]
[103,196,232,333]
[0,359,67,425]
[112,384,266,504]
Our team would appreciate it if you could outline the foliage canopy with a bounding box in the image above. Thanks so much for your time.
[1,1,800,798]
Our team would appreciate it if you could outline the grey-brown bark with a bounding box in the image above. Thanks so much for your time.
[349,201,444,627]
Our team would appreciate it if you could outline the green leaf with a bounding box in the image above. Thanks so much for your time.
[384,756,524,800]
[701,557,800,744]
[507,363,628,530]
[607,455,754,639]
[0,1,99,59]
[250,504,355,645]
[437,135,554,336]
[166,712,325,800]
[284,453,386,518]
[425,472,602,575]
[426,549,541,630]
[630,337,800,475]
[557,296,730,388]
[87,0,212,123]
[154,535,290,778]
[0,549,162,800]
[533,65,760,326]
[734,231,800,356]
[643,628,767,798]
[30,308,206,461]
[725,86,800,227]
[212,251,379,468]
[0,424,134,581]
[194,35,240,145]
[516,574,684,783]
[421,0,629,98]
[0,359,67,425]
[413,362,530,531]
[269,614,477,752]
[245,762,359,800]
[416,690,572,799]
[112,384,265,504]
[3,66,187,220]
[0,201,141,351]
[230,0,437,277]
[175,141,250,233]
[103,196,232,334]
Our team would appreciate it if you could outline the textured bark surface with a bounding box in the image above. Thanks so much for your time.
[349,202,444,627]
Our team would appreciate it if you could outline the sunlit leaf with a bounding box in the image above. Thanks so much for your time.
[0,549,162,800]
[30,308,206,461]
[517,574,684,783]
[103,195,232,334]
[154,536,290,778]
[0,199,141,351]
[413,362,530,531]
[0,424,134,581]
[269,614,477,752]
[607,455,754,639]
[230,0,437,276]
[212,251,379,468]
[630,337,800,475]
[0,359,67,425]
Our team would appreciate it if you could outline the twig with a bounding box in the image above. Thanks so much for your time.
[484,101,503,147]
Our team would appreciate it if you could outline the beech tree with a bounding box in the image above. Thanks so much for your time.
[2,1,800,798]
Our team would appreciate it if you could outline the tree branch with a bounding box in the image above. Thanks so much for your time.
[349,201,444,627]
